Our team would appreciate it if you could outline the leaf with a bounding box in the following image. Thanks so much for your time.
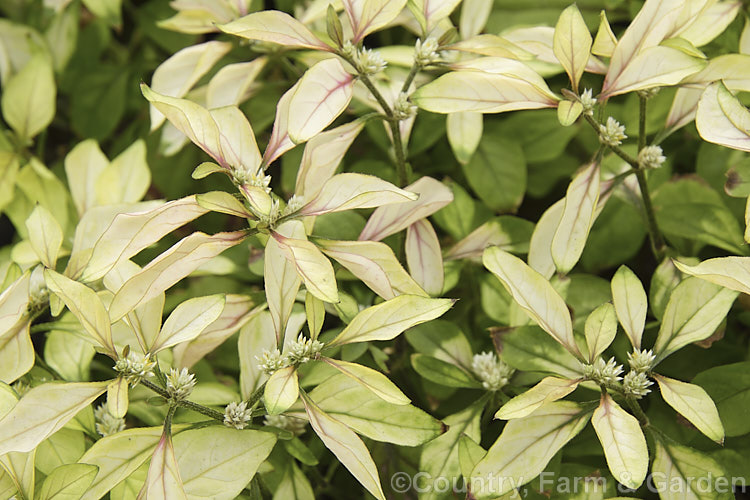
[592,10,617,57]
[551,161,600,274]
[343,0,407,43]
[264,366,299,415]
[411,353,482,388]
[63,140,109,216]
[696,82,750,152]
[406,320,474,370]
[287,58,354,144]
[405,219,444,296]
[674,256,750,295]
[408,0,461,33]
[38,463,98,500]
[219,11,330,51]
[196,191,253,218]
[208,106,263,174]
[265,221,304,344]
[299,173,417,216]
[317,238,426,300]
[328,294,454,346]
[482,247,581,358]
[301,392,385,500]
[445,216,534,261]
[0,381,108,455]
[108,231,245,322]
[44,270,114,355]
[96,140,151,207]
[107,376,128,419]
[677,1,741,48]
[75,196,209,282]
[552,4,592,92]
[610,265,648,350]
[591,393,648,489]
[359,176,453,241]
[470,402,591,499]
[148,41,232,130]
[652,441,734,500]
[322,358,410,405]
[0,319,33,384]
[150,294,225,353]
[263,80,300,166]
[584,302,617,362]
[557,99,583,126]
[495,377,580,420]
[693,361,750,437]
[653,276,738,362]
[140,434,187,500]
[302,373,442,446]
[173,427,276,499]
[0,272,31,339]
[25,204,63,268]
[305,292,325,340]
[412,67,558,114]
[462,134,526,213]
[446,111,483,165]
[654,374,724,444]
[272,232,338,303]
[1,54,55,141]
[296,120,365,199]
[206,58,267,109]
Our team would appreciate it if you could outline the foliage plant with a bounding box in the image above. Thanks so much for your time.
[2,0,750,499]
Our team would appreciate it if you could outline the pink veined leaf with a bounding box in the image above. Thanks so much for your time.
[343,0,408,43]
[405,219,444,296]
[262,80,300,166]
[218,10,332,51]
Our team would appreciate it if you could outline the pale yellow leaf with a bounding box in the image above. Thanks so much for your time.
[405,219,443,296]
[592,10,617,57]
[674,256,750,294]
[262,80,300,166]
[106,376,129,419]
[675,1,741,47]
[206,58,267,109]
[264,366,299,415]
[64,139,109,216]
[218,10,331,50]
[557,100,583,126]
[196,191,253,218]
[322,358,410,405]
[150,294,225,353]
[343,0,407,43]
[1,54,55,141]
[495,377,580,420]
[584,302,617,362]
[265,221,304,344]
[0,319,33,384]
[446,111,483,164]
[207,106,262,174]
[139,434,187,500]
[611,265,647,350]
[25,204,63,268]
[96,139,151,206]
[553,4,592,92]
[654,374,724,443]
[272,232,338,303]
[300,173,416,216]
[696,81,750,152]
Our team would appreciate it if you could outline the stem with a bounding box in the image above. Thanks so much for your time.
[625,395,650,428]
[400,63,420,94]
[164,404,177,436]
[638,95,647,152]
[141,379,226,422]
[246,382,266,410]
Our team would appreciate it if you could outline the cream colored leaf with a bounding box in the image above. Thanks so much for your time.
[149,41,232,130]
[343,0,407,43]
[676,1,741,48]
[106,376,128,419]
[0,272,30,336]
[482,247,581,358]
[287,58,354,144]
[44,270,115,355]
[553,4,592,92]
[495,377,580,420]
[557,99,583,126]
[262,80,300,166]
[265,221,304,344]
[652,440,732,500]
[64,139,109,216]
[264,366,299,415]
[272,232,338,303]
[446,111,482,164]
[405,219,443,296]
[301,392,385,500]
[196,191,253,218]
[108,231,245,322]
[611,265,648,350]
[665,86,703,135]
[305,291,325,341]
[445,217,532,261]
[584,302,617,362]
[359,176,453,241]
[300,173,416,216]
[207,106,262,174]
[592,393,648,489]
[0,381,108,455]
[329,294,454,347]
[77,196,209,282]
[551,162,600,274]
[25,204,63,268]
[318,238,426,299]
[696,81,750,152]
[139,434,187,500]
[459,0,492,38]
[528,199,564,280]
[592,10,617,57]
[410,0,461,32]
[96,139,151,206]
[683,54,750,92]
[238,313,277,398]
[654,374,724,443]
[150,294,225,353]
[218,10,330,50]
[0,319,33,384]
[206,58,267,109]
[448,34,529,59]
[322,358,410,405]
[674,256,750,294]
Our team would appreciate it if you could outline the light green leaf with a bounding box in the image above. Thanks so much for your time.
[551,161,600,274]
[470,402,591,499]
[264,366,299,415]
[108,231,245,322]
[272,232,338,303]
[25,204,63,268]
[0,318,33,384]
[63,139,109,216]
[1,54,55,142]
[611,265,647,350]
[44,270,114,355]
[653,276,738,362]
[446,111,483,164]
[301,392,385,500]
[106,376,128,419]
[461,134,526,213]
[38,464,98,500]
[696,81,750,152]
[458,435,486,482]
[592,11,617,58]
[584,302,617,362]
[305,292,325,341]
[495,377,580,420]
[287,59,354,144]
[406,320,474,370]
[196,191,253,218]
[445,216,534,262]
[553,4,592,92]
[591,393,648,489]
[693,361,750,437]
[265,221,304,344]
[652,440,733,500]
[140,434,187,500]
[528,199,565,279]
[0,450,35,500]
[483,247,581,358]
[557,99,583,126]
[150,294,225,353]
[318,238,426,300]
[0,271,30,337]
[674,256,750,295]
[219,10,330,50]
[81,0,122,25]
[410,353,482,389]
[322,358,409,405]
[300,173,416,216]
[654,374,724,444]
[96,140,150,207]
[328,294,454,347]
[0,381,108,455]
[343,0,407,42]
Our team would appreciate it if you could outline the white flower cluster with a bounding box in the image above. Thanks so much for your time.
[638,145,666,169]
[599,117,627,147]
[579,88,596,115]
[415,37,440,66]
[355,47,387,75]
[165,367,196,401]
[582,357,624,386]
[114,352,156,386]
[471,351,515,391]
[265,414,307,436]
[257,349,286,374]
[628,349,656,373]
[393,92,417,120]
[623,371,653,398]
[94,404,125,437]
[224,401,253,429]
[282,194,305,216]
[257,335,324,374]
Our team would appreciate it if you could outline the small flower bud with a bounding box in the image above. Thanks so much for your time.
[165,367,196,402]
[582,357,624,386]
[623,371,653,398]
[94,403,126,436]
[114,352,156,387]
[282,194,305,216]
[257,349,286,374]
[471,351,515,391]
[393,92,417,120]
[415,37,440,66]
[638,145,666,170]
[599,117,627,147]
[627,349,656,373]
[355,48,387,75]
[265,414,307,436]
[285,334,324,365]
[579,88,596,115]
[637,87,660,100]
[224,401,253,429]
